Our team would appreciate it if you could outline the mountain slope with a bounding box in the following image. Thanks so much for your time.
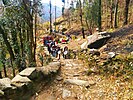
[42,3,62,22]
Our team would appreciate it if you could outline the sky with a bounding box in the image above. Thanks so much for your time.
[41,0,76,8]
[41,0,64,8]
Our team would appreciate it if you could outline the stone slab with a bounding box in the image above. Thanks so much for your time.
[11,75,31,83]
[19,68,36,77]
[0,78,12,90]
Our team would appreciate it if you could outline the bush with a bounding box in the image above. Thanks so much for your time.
[100,54,133,79]
[77,49,133,79]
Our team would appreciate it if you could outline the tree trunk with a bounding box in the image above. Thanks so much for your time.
[19,28,24,59]
[18,27,26,71]
[11,29,21,71]
[0,26,15,61]
[10,60,15,77]
[110,0,114,28]
[0,45,7,77]
[29,18,34,67]
[55,1,57,32]
[123,0,130,25]
[98,0,102,31]
[22,0,35,67]
[3,64,7,77]
[114,0,118,28]
[68,11,71,28]
[0,26,16,77]
[33,4,37,66]
[50,0,52,34]
[105,0,109,28]
[0,71,2,78]
[79,0,85,39]
[85,17,89,31]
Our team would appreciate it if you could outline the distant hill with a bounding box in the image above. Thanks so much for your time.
[42,3,62,22]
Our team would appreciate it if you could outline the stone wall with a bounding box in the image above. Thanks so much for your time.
[0,61,61,100]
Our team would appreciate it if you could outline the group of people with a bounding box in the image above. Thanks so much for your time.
[43,36,69,60]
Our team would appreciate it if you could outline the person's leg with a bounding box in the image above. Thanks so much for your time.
[59,54,60,60]
[64,55,66,59]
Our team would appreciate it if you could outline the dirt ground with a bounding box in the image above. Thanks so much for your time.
[31,25,133,100]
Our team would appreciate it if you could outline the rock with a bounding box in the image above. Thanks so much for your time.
[81,41,88,49]
[0,78,12,90]
[49,62,61,67]
[19,68,37,80]
[36,62,61,78]
[56,76,63,81]
[0,90,4,96]
[87,34,97,44]
[11,83,27,87]
[49,62,61,73]
[100,53,108,60]
[73,74,80,77]
[131,51,133,55]
[108,52,116,58]
[88,68,96,75]
[11,75,31,83]
[45,95,56,100]
[62,89,71,98]
[64,79,89,86]
[87,33,110,49]
[36,67,49,76]
[89,49,100,56]
[11,75,31,87]
[65,64,73,67]
[72,63,79,67]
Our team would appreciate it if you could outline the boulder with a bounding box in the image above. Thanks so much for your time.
[45,95,56,100]
[48,62,61,73]
[81,41,88,49]
[11,75,31,87]
[49,61,61,67]
[108,52,116,58]
[0,78,12,90]
[100,53,108,60]
[36,67,50,76]
[89,49,100,56]
[131,51,133,55]
[64,79,96,87]
[19,68,37,80]
[56,76,63,81]
[62,89,71,99]
[64,79,88,86]
[0,90,4,96]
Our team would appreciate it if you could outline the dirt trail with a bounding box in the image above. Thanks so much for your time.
[31,58,99,100]
[31,57,133,100]
[31,25,133,100]
[31,58,132,100]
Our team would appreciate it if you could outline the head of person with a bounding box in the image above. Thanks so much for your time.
[96,28,99,31]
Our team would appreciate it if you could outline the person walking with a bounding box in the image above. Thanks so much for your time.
[63,46,68,59]
[57,47,61,60]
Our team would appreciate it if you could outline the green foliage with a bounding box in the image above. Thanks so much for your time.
[44,55,53,65]
[0,61,3,71]
[76,1,80,9]
[100,54,133,79]
[84,0,99,28]
[2,0,11,5]
[0,38,6,71]
[77,49,133,80]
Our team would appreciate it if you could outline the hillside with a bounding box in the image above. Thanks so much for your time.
[0,0,133,99]
[31,25,133,100]
[42,3,62,22]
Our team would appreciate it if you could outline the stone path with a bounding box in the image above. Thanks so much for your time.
[31,57,132,100]
[32,59,99,100]
[31,25,133,100]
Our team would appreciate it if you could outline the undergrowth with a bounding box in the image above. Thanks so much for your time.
[77,50,133,80]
